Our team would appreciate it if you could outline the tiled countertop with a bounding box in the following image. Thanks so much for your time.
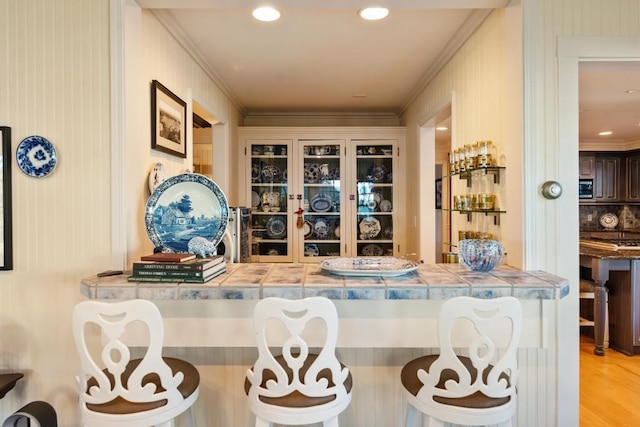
[81,262,569,301]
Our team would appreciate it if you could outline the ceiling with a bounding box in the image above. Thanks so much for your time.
[579,61,640,145]
[137,0,508,115]
[137,1,640,146]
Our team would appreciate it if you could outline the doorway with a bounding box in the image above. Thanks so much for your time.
[557,35,640,426]
[418,102,452,264]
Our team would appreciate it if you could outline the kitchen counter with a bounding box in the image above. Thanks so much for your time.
[579,244,640,259]
[580,243,640,355]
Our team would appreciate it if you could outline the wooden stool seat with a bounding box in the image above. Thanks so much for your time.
[0,373,23,399]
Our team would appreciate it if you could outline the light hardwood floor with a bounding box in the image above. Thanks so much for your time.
[580,335,640,426]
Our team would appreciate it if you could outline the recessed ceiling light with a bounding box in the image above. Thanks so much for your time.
[625,89,640,94]
[352,93,367,98]
[436,126,449,131]
[599,131,613,136]
[252,7,281,22]
[359,7,389,21]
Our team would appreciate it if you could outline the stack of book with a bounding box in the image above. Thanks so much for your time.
[128,253,226,283]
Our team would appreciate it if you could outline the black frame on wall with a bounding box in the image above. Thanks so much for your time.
[0,126,12,270]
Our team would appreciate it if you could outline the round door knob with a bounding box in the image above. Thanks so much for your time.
[542,181,563,199]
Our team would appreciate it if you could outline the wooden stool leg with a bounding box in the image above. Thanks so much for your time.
[593,281,607,356]
[604,289,609,349]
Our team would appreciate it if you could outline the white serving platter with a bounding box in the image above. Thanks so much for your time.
[320,257,418,277]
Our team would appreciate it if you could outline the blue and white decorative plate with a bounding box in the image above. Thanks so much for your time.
[310,193,332,212]
[144,173,229,253]
[16,135,57,178]
[266,216,286,239]
[313,217,330,239]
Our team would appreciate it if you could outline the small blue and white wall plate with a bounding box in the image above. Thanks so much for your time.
[16,135,57,178]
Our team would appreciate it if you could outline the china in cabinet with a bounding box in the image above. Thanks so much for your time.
[240,127,405,263]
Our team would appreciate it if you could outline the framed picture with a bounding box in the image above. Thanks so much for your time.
[0,127,12,270]
[435,178,442,209]
[150,80,187,158]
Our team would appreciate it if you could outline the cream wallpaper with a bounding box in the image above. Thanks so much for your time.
[0,0,111,423]
[1,0,640,425]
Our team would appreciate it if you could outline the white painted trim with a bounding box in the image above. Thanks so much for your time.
[555,34,640,427]
[416,94,455,264]
[558,36,640,58]
[110,0,128,269]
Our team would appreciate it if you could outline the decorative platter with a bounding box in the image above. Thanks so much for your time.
[145,173,229,253]
[313,217,330,239]
[304,163,320,183]
[261,163,281,182]
[251,164,261,182]
[266,216,286,239]
[251,191,260,208]
[599,213,619,229]
[361,244,384,256]
[16,135,57,178]
[148,162,166,194]
[379,199,392,212]
[310,193,332,212]
[369,164,388,182]
[320,257,418,277]
[303,220,314,239]
[359,217,381,239]
[304,243,320,257]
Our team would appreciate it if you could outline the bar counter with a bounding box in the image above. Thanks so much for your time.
[81,262,569,302]
[79,262,568,426]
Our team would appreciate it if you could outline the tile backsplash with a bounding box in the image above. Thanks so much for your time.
[579,204,640,230]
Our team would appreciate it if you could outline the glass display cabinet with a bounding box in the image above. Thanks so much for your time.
[299,140,345,261]
[241,128,405,263]
[352,143,395,257]
[248,140,292,262]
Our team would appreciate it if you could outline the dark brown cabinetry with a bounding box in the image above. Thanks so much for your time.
[594,156,621,202]
[626,154,640,201]
[579,154,595,178]
[607,265,640,355]
[579,151,640,203]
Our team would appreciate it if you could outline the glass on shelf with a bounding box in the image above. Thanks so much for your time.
[453,194,498,211]
[303,144,340,157]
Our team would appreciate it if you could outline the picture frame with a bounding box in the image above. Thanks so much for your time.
[0,127,12,270]
[150,80,187,158]
[435,178,442,209]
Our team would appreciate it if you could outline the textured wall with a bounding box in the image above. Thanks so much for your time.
[0,0,111,424]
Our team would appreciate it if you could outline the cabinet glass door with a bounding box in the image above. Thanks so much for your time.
[248,141,292,261]
[353,143,394,257]
[300,141,344,261]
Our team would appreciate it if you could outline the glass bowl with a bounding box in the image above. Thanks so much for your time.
[457,239,504,272]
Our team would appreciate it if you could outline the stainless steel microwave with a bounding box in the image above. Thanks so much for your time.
[579,179,593,199]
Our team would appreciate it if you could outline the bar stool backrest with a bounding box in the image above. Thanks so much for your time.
[245,297,352,426]
[72,299,199,427]
[401,296,522,427]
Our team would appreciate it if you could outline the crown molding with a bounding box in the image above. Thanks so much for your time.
[580,139,640,151]
[399,9,493,114]
[151,9,247,116]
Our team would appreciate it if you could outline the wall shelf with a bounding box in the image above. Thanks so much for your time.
[445,166,505,187]
[443,208,506,225]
